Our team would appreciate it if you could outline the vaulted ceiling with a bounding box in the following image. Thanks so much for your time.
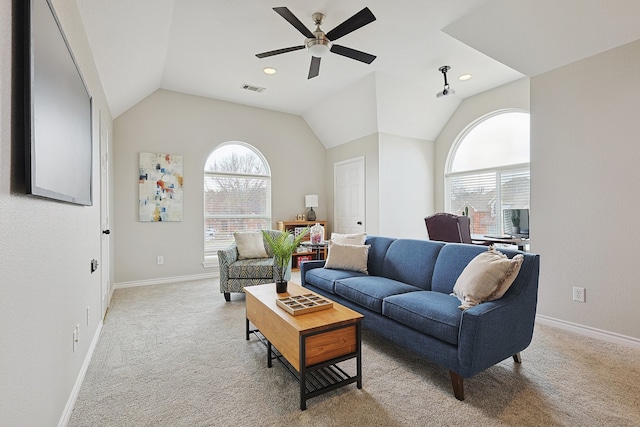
[76,0,640,148]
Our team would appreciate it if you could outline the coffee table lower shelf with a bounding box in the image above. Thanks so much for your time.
[247,321,362,410]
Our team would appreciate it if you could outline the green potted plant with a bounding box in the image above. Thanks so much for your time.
[511,210,521,234]
[262,227,310,293]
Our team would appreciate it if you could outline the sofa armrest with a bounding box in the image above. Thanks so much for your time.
[300,260,326,287]
[217,243,238,267]
[217,243,238,293]
[456,274,539,378]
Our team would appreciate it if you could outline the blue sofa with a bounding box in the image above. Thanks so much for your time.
[300,236,540,400]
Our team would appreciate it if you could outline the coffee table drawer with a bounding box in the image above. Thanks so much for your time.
[305,325,357,366]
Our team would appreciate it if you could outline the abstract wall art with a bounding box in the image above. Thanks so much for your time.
[139,152,184,222]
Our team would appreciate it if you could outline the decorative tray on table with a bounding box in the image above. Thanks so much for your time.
[276,294,333,315]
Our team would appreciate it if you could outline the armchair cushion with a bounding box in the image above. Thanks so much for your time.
[452,247,524,310]
[234,231,268,259]
[228,258,275,279]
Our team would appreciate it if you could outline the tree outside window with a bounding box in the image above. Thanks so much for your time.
[204,143,271,256]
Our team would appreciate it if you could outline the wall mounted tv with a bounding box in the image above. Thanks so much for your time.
[18,0,93,206]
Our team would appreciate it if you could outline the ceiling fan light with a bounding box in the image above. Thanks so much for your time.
[436,87,456,98]
[436,65,455,99]
[306,36,332,57]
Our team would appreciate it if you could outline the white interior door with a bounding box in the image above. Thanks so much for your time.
[334,157,365,234]
[99,113,110,318]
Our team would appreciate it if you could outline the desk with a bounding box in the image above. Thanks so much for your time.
[471,235,530,251]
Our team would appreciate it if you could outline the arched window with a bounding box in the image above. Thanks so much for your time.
[445,110,530,236]
[204,142,271,257]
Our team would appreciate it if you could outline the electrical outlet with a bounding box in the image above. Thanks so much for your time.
[573,287,585,303]
[157,256,164,265]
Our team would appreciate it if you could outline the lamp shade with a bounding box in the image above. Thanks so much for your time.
[305,195,318,208]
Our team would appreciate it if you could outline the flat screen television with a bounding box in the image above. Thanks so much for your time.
[17,0,93,206]
[503,208,529,237]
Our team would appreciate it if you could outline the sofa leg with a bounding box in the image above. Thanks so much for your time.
[449,371,465,401]
[224,292,230,302]
[513,352,522,363]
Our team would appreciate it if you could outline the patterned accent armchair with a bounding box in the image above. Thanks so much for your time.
[218,230,293,301]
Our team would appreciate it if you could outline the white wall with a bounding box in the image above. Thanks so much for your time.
[113,89,326,284]
[325,133,380,235]
[0,0,114,425]
[378,133,435,239]
[531,39,640,340]
[324,132,433,239]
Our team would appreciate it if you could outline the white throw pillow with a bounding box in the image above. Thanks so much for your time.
[330,232,367,245]
[324,241,370,274]
[452,247,524,310]
[234,231,268,259]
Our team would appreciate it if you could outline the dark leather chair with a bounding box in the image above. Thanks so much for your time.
[424,213,473,244]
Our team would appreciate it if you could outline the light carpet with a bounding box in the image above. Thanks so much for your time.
[68,279,640,426]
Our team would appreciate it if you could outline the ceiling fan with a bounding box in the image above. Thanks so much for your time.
[256,6,377,79]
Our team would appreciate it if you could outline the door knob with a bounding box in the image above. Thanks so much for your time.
[102,229,111,235]
[357,221,362,225]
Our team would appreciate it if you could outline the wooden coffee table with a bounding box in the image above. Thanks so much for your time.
[245,282,363,410]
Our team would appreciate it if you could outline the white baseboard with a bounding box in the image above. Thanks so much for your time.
[536,314,640,349]
[114,273,217,289]
[58,320,103,427]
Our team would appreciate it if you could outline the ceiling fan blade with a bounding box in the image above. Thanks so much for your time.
[273,7,315,38]
[256,45,305,59]
[308,56,321,79]
[330,44,376,64]
[325,7,376,41]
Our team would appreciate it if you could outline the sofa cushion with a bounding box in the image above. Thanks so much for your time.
[324,241,370,273]
[431,243,489,294]
[383,291,462,345]
[331,232,367,245]
[304,268,367,294]
[380,239,444,290]
[228,258,273,279]
[335,276,422,313]
[234,231,268,259]
[364,236,396,277]
[452,247,524,310]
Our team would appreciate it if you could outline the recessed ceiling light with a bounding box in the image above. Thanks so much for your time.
[458,73,472,81]
[263,67,277,75]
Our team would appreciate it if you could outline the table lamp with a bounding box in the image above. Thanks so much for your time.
[305,195,318,221]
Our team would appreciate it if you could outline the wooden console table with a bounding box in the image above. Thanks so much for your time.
[277,220,328,269]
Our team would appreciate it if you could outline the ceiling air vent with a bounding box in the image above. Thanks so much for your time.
[241,84,266,93]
